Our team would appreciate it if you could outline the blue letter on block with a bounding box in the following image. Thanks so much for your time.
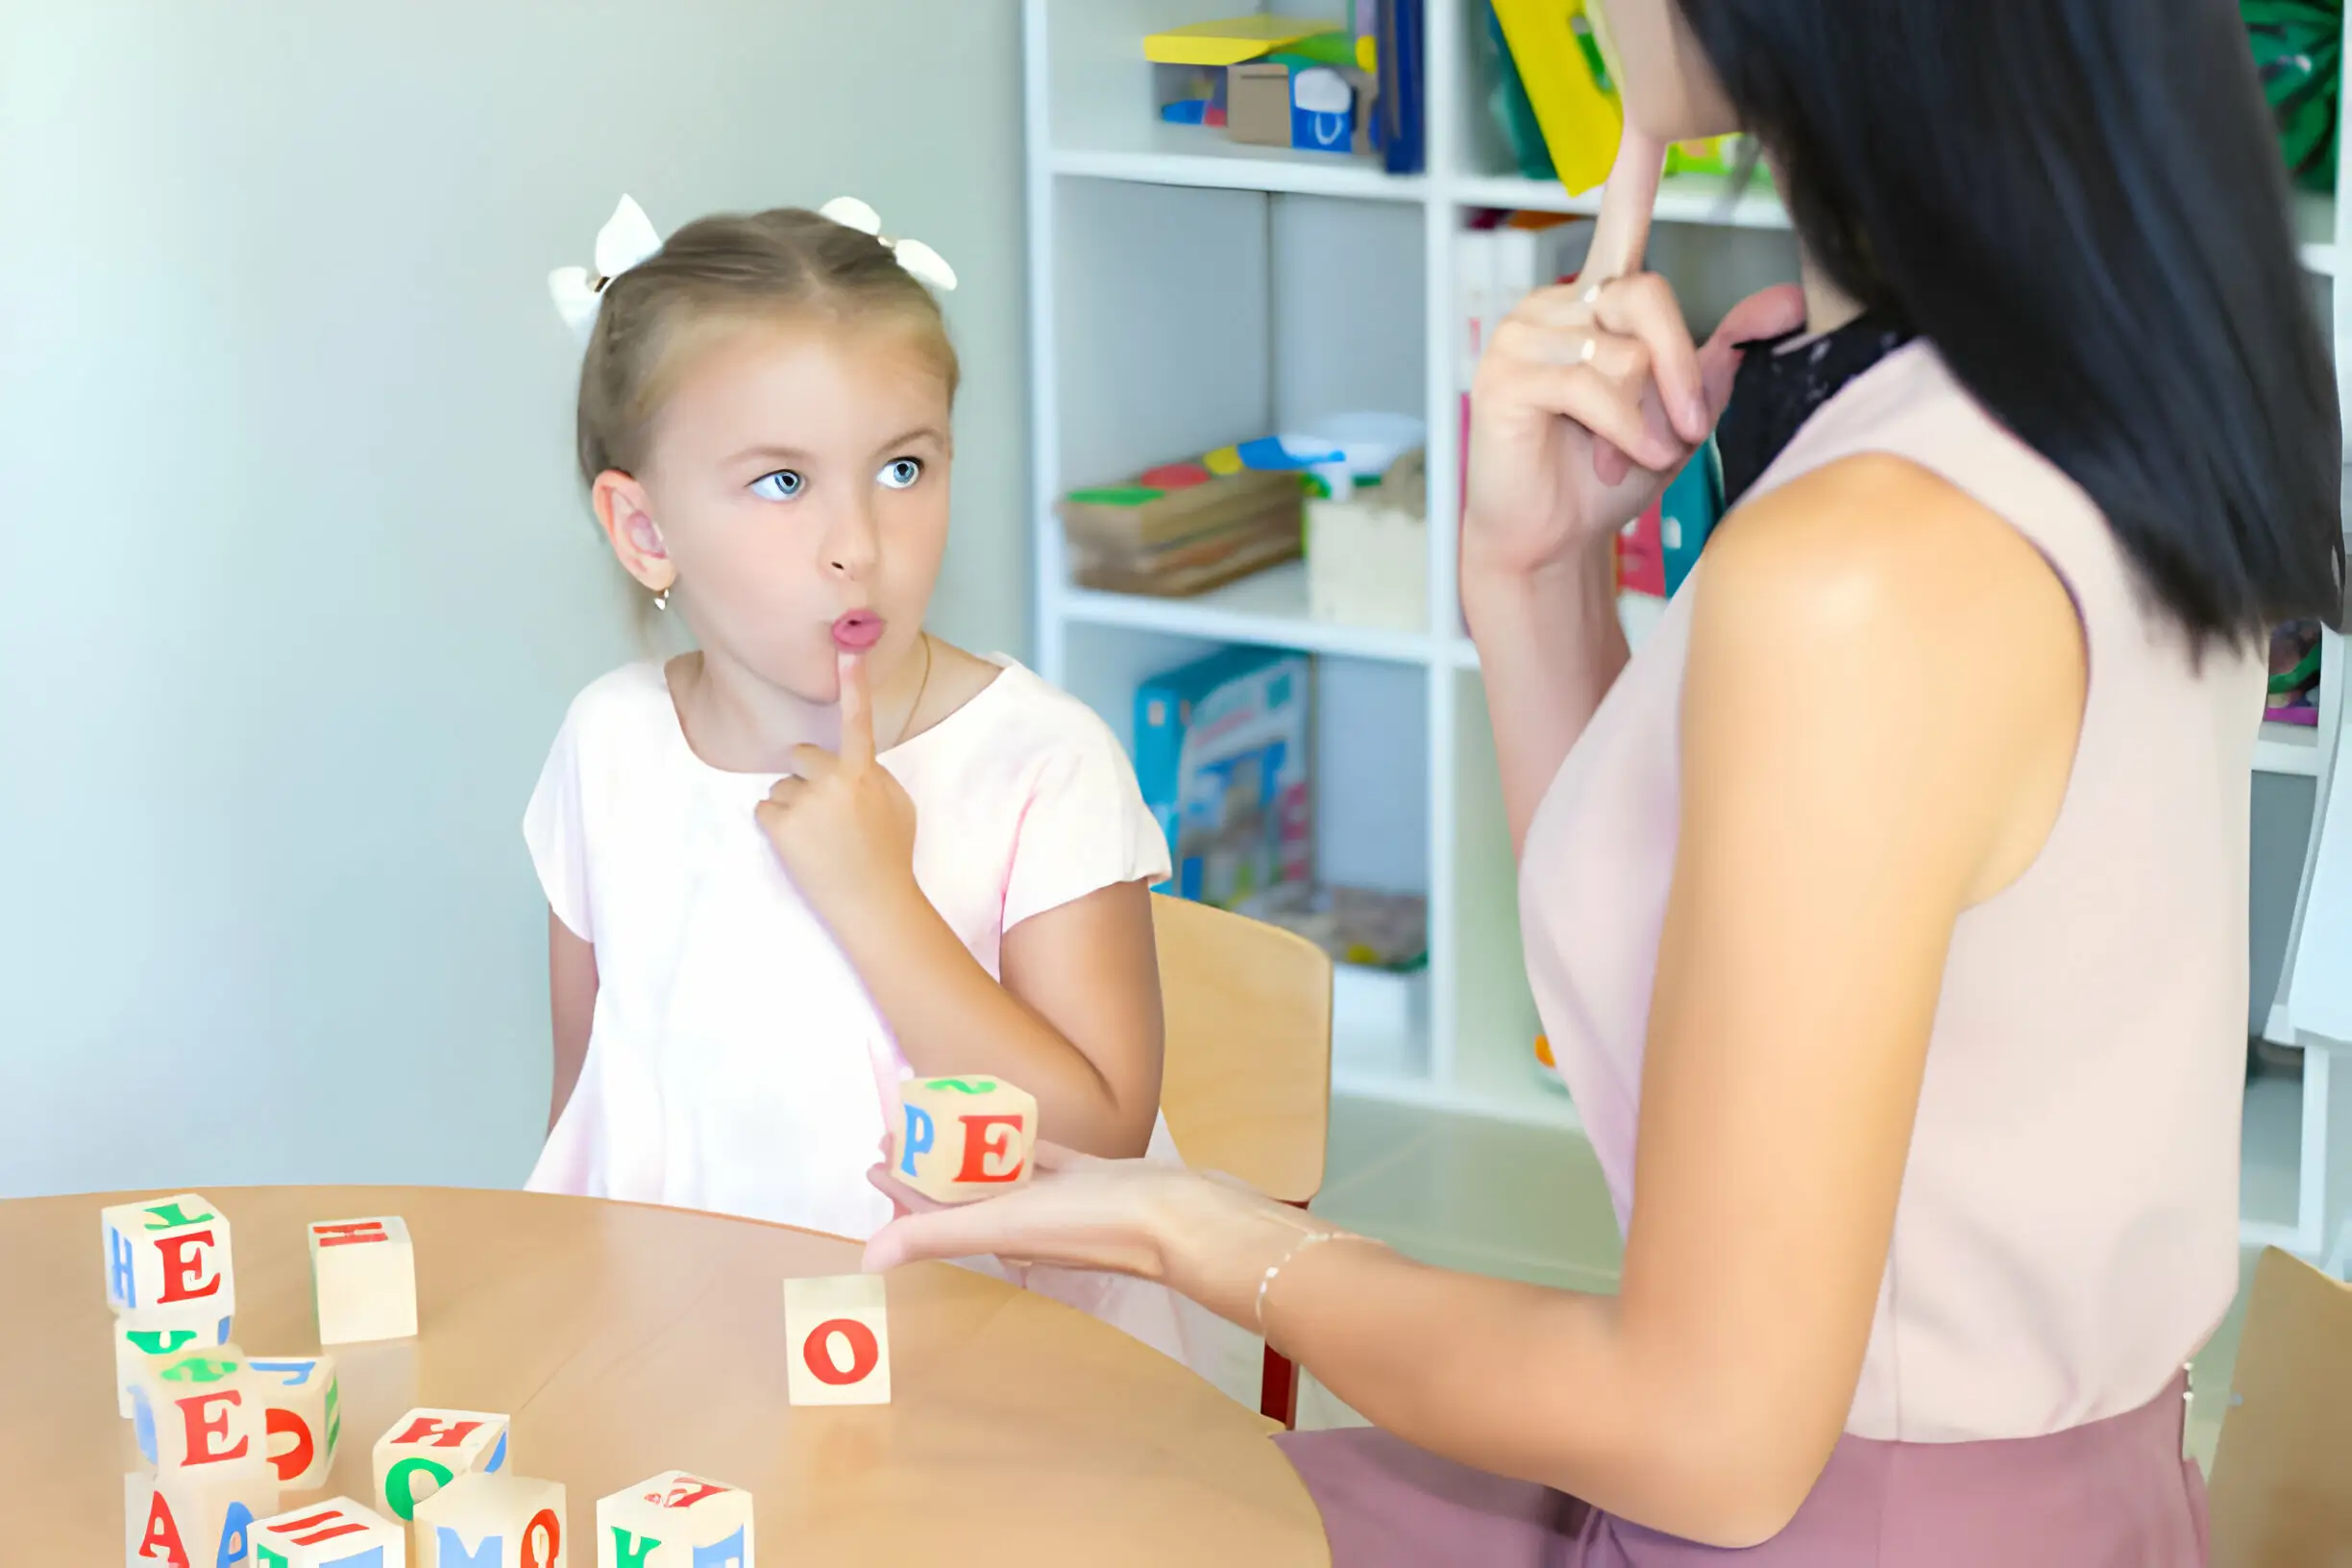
[110,1225,136,1308]
[249,1360,314,1387]
[217,1502,256,1567]
[434,1527,501,1568]
[899,1104,935,1176]
[484,1430,507,1473]
[693,1529,747,1568]
[320,1552,382,1568]
[132,1386,159,1464]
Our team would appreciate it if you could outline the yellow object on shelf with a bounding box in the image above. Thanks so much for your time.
[1143,15,1345,66]
[1490,0,1623,195]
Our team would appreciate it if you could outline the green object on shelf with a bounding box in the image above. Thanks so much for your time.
[1066,485,1164,507]
[1482,1,1554,181]
[2271,644,2323,693]
[1277,33,1364,70]
[2245,0,2342,193]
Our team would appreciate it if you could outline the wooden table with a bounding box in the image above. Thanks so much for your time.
[3,1186,1329,1564]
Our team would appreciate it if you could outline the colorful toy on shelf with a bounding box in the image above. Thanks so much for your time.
[1230,53,1374,155]
[2270,620,2323,725]
[1137,646,1313,912]
[1144,15,1344,66]
[1159,66,1229,128]
[1490,0,1621,193]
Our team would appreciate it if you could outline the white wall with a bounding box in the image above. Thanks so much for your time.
[0,1,1027,1196]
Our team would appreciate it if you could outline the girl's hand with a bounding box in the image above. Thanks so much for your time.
[1463,129,1806,578]
[757,651,919,919]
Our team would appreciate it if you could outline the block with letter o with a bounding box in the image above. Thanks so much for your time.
[782,1274,891,1406]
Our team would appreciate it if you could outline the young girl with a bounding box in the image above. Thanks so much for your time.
[524,194,1233,1381]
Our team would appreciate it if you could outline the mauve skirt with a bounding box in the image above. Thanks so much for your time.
[1273,1373,2207,1566]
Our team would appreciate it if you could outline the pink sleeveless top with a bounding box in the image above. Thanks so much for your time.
[1523,341,2265,1443]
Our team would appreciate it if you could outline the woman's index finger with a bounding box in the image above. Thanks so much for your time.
[1582,126,1667,285]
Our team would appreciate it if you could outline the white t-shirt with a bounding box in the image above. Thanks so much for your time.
[521,657,1245,1379]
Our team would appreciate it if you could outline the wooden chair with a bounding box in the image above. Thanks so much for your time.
[1151,894,1334,1428]
[2206,1246,2352,1566]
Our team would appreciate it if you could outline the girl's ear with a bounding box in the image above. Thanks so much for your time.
[591,470,677,596]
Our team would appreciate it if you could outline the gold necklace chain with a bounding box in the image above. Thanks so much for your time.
[887,631,935,751]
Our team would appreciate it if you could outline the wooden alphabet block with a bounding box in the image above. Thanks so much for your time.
[114,1308,234,1418]
[888,1075,1038,1203]
[250,1354,342,1489]
[129,1344,267,1474]
[307,1216,418,1344]
[414,1470,567,1567]
[254,1498,406,1567]
[126,1457,279,1568]
[595,1472,754,1568]
[103,1194,236,1318]
[372,1409,510,1522]
[782,1274,891,1406]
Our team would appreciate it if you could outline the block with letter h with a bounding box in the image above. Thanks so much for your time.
[103,1193,236,1318]
[308,1216,418,1344]
[782,1274,891,1407]
[114,1309,234,1419]
[129,1344,266,1474]
[890,1076,1037,1203]
[596,1472,754,1567]
[125,1457,279,1568]
[251,1353,342,1489]
[253,1498,405,1567]
[374,1409,510,1523]
[414,1470,566,1567]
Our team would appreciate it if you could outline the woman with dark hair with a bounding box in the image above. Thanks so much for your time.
[867,2,2343,1560]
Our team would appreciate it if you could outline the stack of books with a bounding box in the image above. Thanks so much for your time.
[1059,465,1305,598]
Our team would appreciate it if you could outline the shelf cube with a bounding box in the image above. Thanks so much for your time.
[113,1309,234,1418]
[782,1274,891,1407]
[890,1076,1037,1204]
[103,1194,235,1318]
[125,1458,278,1568]
[373,1409,510,1522]
[249,1354,342,1489]
[414,1470,567,1567]
[253,1498,405,1567]
[596,1472,754,1567]
[307,1215,418,1344]
[129,1344,266,1474]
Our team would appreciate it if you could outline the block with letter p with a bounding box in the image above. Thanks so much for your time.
[782,1274,890,1407]
[253,1498,405,1567]
[595,1472,754,1567]
[414,1470,566,1567]
[373,1408,510,1522]
[102,1194,235,1317]
[129,1344,266,1474]
[307,1215,418,1344]
[125,1457,279,1568]
[250,1354,341,1489]
[890,1076,1037,1203]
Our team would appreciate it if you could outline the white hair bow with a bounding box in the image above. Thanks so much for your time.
[549,194,662,339]
[819,196,959,292]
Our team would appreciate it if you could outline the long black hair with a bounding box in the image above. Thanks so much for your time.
[1678,0,2344,645]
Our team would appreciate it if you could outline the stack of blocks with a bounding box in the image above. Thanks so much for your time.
[107,1194,418,1567]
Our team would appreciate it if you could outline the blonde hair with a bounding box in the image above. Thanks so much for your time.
[574,206,960,485]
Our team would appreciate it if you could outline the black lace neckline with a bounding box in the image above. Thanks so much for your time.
[1716,311,1916,510]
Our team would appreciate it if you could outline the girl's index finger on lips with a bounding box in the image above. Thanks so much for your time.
[836,649,875,768]
[1581,127,1668,289]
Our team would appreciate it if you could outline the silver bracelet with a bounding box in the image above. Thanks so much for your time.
[1254,1229,1377,1340]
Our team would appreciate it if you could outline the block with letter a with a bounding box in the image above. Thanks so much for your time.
[782,1274,891,1407]
[413,1470,567,1568]
[125,1457,279,1568]
[307,1216,418,1344]
[372,1409,510,1523]
[595,1471,755,1567]
[253,1497,406,1567]
[889,1076,1038,1203]
[102,1194,236,1318]
[128,1344,266,1474]
[250,1353,342,1489]
[114,1308,235,1418]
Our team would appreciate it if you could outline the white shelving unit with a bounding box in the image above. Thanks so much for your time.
[1022,0,2352,1253]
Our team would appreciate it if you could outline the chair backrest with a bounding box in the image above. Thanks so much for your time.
[2207,1246,2352,1566]
[1151,894,1333,1205]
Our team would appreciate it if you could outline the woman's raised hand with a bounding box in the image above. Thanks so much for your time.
[1462,128,1806,578]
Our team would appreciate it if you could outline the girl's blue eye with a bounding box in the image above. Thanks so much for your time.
[750,469,804,502]
[878,457,923,491]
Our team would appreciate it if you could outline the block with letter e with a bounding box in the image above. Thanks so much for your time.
[307,1216,418,1344]
[102,1193,236,1318]
[125,1457,278,1568]
[782,1274,890,1407]
[414,1470,566,1567]
[373,1408,510,1522]
[253,1497,405,1566]
[596,1471,754,1567]
[250,1353,341,1489]
[129,1344,266,1473]
[113,1308,234,1419]
[890,1076,1037,1203]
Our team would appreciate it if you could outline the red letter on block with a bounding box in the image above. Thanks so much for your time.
[157,1231,223,1303]
[954,1115,1025,1183]
[656,1477,727,1508]
[135,1490,190,1566]
[266,1405,314,1483]
[179,1391,249,1463]
[801,1318,880,1386]
[311,1220,389,1247]
[392,1415,482,1447]
[521,1508,562,1568]
[266,1508,365,1546]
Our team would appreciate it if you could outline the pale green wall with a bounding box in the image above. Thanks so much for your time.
[0,1,1029,1194]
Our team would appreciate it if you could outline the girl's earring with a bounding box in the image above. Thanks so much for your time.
[653,585,672,612]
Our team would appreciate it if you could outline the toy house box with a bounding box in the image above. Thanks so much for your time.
[1135,647,1312,911]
